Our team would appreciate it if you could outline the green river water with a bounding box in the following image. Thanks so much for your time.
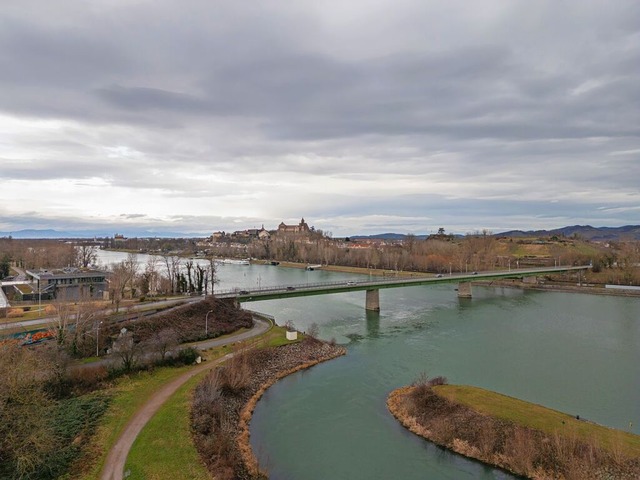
[245,268,639,479]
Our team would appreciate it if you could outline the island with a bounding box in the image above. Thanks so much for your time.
[387,378,640,479]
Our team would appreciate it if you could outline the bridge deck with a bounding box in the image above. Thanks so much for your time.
[214,265,589,303]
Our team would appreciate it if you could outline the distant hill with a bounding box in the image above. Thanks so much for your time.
[497,225,640,241]
[350,233,429,241]
[0,229,207,239]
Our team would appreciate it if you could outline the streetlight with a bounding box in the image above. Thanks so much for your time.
[205,309,213,337]
[96,320,103,357]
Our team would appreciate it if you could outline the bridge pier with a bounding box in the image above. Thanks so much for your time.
[365,289,380,312]
[458,282,472,298]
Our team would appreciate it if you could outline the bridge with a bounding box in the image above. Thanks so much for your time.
[215,265,591,311]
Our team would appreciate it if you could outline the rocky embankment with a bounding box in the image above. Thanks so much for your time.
[192,338,346,479]
[388,384,640,480]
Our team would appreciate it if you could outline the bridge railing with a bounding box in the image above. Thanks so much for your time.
[214,276,434,296]
[213,265,589,297]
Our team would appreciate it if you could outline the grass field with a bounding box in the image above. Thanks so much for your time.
[122,323,303,479]
[435,384,640,457]
[78,366,194,480]
[125,372,211,480]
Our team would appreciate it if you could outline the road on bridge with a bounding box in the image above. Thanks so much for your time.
[215,265,590,303]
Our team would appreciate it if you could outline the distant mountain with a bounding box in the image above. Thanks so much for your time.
[0,229,208,239]
[350,233,429,241]
[497,225,640,241]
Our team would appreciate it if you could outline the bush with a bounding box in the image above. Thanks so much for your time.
[176,347,199,365]
[67,365,110,392]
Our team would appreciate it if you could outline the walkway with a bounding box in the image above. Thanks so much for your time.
[99,317,270,480]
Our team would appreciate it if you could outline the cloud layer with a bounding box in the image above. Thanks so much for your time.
[1,0,639,235]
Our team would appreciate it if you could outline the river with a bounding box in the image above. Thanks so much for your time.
[96,250,639,479]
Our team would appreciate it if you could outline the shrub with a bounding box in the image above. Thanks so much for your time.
[176,347,199,365]
[68,365,110,392]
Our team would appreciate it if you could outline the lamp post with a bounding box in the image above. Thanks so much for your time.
[96,320,103,357]
[205,309,213,337]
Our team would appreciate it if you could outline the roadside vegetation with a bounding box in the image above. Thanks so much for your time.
[122,324,290,480]
[191,335,345,479]
[0,295,253,479]
[388,377,640,480]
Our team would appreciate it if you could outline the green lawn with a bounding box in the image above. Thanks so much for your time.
[121,324,303,479]
[78,366,194,480]
[125,372,211,480]
[435,384,640,457]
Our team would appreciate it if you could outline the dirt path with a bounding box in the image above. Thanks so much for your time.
[99,318,270,480]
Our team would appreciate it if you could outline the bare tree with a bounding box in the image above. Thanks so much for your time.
[112,328,141,371]
[145,328,179,362]
[307,322,320,339]
[75,244,98,268]
[50,290,75,347]
[207,255,218,295]
[109,254,139,312]
[161,254,181,294]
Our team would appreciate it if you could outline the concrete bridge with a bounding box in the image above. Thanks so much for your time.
[215,265,591,312]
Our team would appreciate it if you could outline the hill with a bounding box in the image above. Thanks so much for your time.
[497,225,640,241]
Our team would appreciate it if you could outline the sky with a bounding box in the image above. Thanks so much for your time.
[1,0,639,237]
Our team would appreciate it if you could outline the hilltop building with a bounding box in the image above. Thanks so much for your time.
[277,218,310,235]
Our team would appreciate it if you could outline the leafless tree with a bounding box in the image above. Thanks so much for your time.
[161,254,181,294]
[75,244,98,268]
[307,322,320,339]
[109,253,139,312]
[207,255,218,295]
[145,328,179,362]
[112,328,141,371]
[50,290,75,347]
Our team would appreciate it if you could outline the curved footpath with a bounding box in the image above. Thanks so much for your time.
[99,317,270,480]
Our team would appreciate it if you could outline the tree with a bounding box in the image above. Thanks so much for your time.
[185,260,194,293]
[109,254,139,312]
[145,328,179,362]
[161,254,181,294]
[112,328,141,371]
[75,244,98,268]
[207,256,218,294]
[0,253,11,279]
[0,341,57,478]
[307,322,320,339]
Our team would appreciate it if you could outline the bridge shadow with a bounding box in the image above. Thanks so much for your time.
[365,310,381,338]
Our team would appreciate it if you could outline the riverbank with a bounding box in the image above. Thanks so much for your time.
[478,278,640,298]
[269,260,429,278]
[191,338,346,479]
[387,382,640,479]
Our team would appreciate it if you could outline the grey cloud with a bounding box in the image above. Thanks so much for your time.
[0,1,639,234]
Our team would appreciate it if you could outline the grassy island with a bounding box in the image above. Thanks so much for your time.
[387,380,640,479]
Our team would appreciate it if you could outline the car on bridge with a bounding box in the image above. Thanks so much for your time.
[286,286,296,291]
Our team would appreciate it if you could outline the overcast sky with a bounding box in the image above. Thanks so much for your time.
[1,0,639,237]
